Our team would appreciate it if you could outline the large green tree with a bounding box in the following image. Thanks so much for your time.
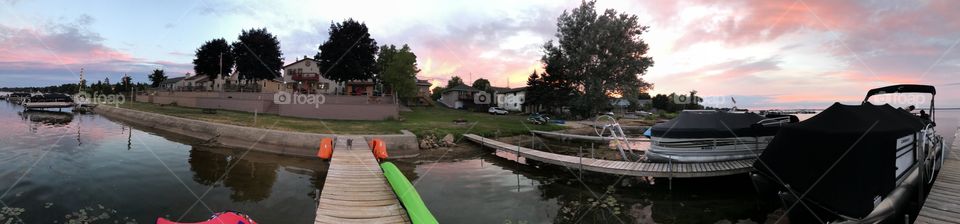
[232,28,283,80]
[446,76,464,88]
[193,38,234,82]
[316,19,379,83]
[149,69,167,87]
[471,78,492,93]
[541,0,654,118]
[376,44,420,98]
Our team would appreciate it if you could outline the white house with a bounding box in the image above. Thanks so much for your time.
[282,57,342,94]
[496,87,526,112]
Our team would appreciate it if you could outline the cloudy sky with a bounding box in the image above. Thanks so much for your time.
[1,0,958,109]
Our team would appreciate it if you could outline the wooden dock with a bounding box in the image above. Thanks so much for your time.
[315,136,409,224]
[464,134,754,178]
[916,128,960,224]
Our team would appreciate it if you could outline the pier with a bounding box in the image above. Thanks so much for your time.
[916,128,960,223]
[314,136,409,224]
[464,134,754,178]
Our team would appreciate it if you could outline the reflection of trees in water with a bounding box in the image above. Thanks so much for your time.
[189,149,229,185]
[223,158,278,202]
[187,149,279,202]
[477,152,771,223]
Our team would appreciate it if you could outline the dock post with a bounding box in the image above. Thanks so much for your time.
[579,146,583,179]
[669,159,673,191]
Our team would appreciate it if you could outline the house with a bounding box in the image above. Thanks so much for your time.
[345,79,376,96]
[416,79,431,97]
[182,74,210,91]
[439,84,479,109]
[160,76,186,91]
[496,87,526,112]
[282,57,342,94]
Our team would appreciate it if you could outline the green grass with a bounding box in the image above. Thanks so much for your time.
[117,101,564,138]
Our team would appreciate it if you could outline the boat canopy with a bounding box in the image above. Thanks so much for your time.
[649,110,778,138]
[29,93,73,102]
[754,102,925,218]
[863,84,936,101]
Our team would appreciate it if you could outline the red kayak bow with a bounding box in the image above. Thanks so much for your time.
[156,211,257,224]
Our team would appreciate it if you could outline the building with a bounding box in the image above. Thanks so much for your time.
[160,76,186,91]
[282,57,342,94]
[182,74,209,91]
[416,79,431,97]
[496,87,526,112]
[439,84,479,109]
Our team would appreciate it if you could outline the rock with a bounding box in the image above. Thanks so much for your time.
[442,134,455,146]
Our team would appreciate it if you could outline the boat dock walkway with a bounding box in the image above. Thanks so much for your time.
[916,128,960,223]
[314,136,409,224]
[464,134,754,178]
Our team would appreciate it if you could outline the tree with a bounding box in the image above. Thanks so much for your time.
[232,28,283,81]
[119,75,132,92]
[149,69,167,87]
[430,86,445,100]
[471,78,491,93]
[193,38,234,83]
[316,19,378,83]
[376,44,420,98]
[542,0,655,118]
[446,76,464,88]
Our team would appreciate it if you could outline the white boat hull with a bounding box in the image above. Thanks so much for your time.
[646,136,773,163]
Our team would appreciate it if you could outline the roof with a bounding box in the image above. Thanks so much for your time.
[161,76,185,84]
[442,84,477,93]
[283,57,320,69]
[501,87,526,93]
[487,86,510,93]
[185,75,209,82]
[416,79,431,86]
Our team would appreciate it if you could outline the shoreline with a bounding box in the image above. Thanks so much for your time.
[93,105,421,158]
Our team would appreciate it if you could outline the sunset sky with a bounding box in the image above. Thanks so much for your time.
[0,0,957,109]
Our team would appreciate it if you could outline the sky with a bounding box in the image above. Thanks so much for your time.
[0,0,958,109]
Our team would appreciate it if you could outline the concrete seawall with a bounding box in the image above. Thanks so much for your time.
[94,105,420,158]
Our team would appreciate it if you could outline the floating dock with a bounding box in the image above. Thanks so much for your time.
[916,128,960,223]
[314,136,410,224]
[464,134,754,178]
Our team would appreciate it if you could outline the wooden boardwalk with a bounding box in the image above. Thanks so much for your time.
[315,136,409,224]
[916,128,960,224]
[464,134,754,178]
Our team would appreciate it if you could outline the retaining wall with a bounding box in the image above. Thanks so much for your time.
[94,105,420,158]
[136,92,398,120]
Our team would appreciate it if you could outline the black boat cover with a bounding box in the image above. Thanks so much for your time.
[29,93,73,102]
[650,110,778,138]
[754,102,925,218]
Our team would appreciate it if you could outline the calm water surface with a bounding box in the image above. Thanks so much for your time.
[1,97,957,223]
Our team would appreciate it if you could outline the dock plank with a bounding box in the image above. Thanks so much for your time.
[917,129,960,224]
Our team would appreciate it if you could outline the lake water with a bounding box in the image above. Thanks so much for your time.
[1,97,957,223]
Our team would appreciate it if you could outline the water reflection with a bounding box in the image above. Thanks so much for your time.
[18,109,74,125]
[399,150,773,224]
[188,146,328,203]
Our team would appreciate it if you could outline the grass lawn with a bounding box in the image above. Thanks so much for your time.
[116,101,565,138]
